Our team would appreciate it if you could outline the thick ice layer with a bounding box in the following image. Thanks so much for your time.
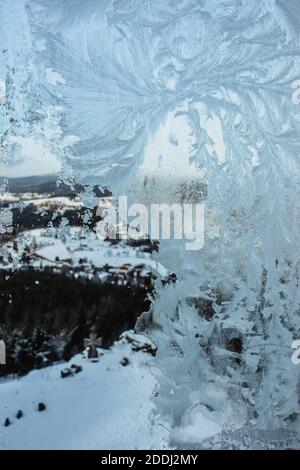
[1,0,300,447]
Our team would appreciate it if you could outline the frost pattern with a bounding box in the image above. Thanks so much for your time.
[1,0,300,448]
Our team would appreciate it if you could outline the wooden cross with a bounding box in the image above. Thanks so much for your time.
[84,333,102,359]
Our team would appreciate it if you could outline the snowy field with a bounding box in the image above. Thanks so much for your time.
[0,227,169,278]
[0,334,168,450]
[0,332,221,450]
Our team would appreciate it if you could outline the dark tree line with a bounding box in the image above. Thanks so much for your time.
[0,268,152,376]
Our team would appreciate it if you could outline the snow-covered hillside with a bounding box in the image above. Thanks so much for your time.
[0,227,169,282]
[1,0,300,449]
[0,332,220,450]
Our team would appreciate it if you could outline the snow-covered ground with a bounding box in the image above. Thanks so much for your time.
[0,227,169,278]
[0,193,81,207]
[0,332,221,450]
[0,334,168,450]
[22,196,82,208]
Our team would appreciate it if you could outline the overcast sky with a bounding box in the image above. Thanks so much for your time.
[0,136,61,178]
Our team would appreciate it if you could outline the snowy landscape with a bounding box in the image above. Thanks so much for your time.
[1,333,170,450]
[1,0,300,453]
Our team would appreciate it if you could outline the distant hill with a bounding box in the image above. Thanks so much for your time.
[4,174,77,197]
[2,174,111,198]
